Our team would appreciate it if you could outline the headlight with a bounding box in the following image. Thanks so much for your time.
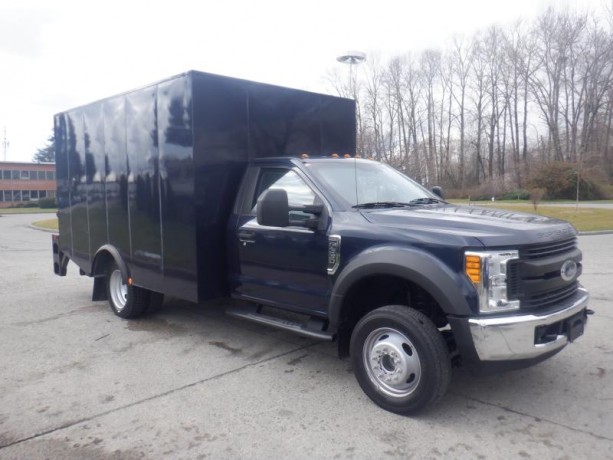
[465,250,520,314]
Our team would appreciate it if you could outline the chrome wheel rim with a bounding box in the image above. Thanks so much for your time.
[109,269,128,312]
[363,327,421,398]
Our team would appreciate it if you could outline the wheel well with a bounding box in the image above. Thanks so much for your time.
[336,275,448,358]
[91,250,119,302]
[92,250,115,277]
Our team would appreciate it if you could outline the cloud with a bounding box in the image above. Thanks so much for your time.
[0,6,56,58]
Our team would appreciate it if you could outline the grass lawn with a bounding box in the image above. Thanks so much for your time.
[449,199,613,205]
[0,207,57,215]
[449,202,613,232]
[32,218,59,231]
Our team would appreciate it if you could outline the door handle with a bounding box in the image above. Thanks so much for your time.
[238,231,256,246]
[238,231,255,239]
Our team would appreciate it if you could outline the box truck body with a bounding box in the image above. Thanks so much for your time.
[54,71,355,302]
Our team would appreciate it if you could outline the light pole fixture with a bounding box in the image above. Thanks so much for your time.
[336,51,366,99]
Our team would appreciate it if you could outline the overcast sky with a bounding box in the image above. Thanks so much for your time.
[0,0,609,163]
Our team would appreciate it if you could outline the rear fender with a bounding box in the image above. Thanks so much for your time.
[92,245,129,280]
[91,245,129,302]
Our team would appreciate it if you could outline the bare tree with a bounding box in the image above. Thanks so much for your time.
[530,8,587,161]
[451,36,472,189]
[420,49,442,183]
[362,55,387,161]
[481,26,506,180]
[402,55,427,182]
[322,3,613,195]
[469,35,488,184]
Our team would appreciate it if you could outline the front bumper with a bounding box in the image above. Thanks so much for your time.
[466,287,589,361]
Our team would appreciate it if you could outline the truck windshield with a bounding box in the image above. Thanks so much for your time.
[306,160,441,209]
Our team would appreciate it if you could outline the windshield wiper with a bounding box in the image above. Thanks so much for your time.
[352,201,413,209]
[408,197,446,205]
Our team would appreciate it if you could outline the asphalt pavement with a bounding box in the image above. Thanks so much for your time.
[0,213,612,459]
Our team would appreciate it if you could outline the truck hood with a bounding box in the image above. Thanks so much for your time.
[360,204,577,247]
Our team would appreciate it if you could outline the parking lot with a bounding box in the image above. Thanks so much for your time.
[1,213,612,459]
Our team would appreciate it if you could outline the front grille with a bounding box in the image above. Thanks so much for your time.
[509,237,580,311]
[520,237,577,259]
[507,262,520,296]
[520,282,578,310]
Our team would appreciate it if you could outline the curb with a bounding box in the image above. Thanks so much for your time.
[29,224,57,233]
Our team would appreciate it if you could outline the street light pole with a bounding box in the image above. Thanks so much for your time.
[337,51,366,156]
[336,51,366,100]
[2,127,8,162]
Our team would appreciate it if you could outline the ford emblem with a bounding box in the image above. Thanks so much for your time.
[560,260,578,282]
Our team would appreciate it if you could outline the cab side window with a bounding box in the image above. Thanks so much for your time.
[250,169,317,221]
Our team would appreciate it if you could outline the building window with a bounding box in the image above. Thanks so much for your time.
[13,190,21,201]
[11,170,20,179]
[20,170,29,180]
[1,170,10,180]
[22,190,30,201]
[38,171,46,180]
[29,171,38,180]
[0,190,3,201]
[31,190,39,200]
[39,190,47,198]
[46,171,55,181]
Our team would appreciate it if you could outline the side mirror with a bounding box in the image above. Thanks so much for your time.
[257,189,289,227]
[431,186,444,200]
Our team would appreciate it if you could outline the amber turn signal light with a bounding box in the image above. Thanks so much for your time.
[465,255,481,284]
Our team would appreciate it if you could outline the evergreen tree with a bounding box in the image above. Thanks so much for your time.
[32,134,55,163]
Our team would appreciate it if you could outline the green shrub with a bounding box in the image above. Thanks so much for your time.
[527,162,604,200]
[600,183,613,199]
[496,189,531,200]
[38,197,57,209]
[9,201,38,208]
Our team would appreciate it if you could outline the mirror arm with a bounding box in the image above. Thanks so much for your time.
[292,204,324,215]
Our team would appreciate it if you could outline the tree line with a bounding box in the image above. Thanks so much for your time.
[327,6,613,199]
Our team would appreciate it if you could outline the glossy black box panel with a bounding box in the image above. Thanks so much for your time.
[55,71,355,303]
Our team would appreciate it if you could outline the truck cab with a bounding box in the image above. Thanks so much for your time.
[225,156,589,413]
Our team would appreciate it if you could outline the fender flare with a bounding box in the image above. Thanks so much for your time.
[92,245,129,282]
[328,245,476,328]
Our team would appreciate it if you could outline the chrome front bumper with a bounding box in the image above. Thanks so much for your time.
[468,287,589,361]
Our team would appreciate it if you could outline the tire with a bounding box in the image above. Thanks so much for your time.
[105,262,149,319]
[350,305,451,415]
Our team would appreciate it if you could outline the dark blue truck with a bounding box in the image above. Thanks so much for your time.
[52,71,590,414]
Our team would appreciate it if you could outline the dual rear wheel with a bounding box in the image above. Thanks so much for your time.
[106,262,163,318]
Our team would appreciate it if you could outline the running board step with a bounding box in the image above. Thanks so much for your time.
[226,304,334,341]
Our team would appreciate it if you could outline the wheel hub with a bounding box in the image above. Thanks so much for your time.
[364,328,421,398]
[109,269,128,312]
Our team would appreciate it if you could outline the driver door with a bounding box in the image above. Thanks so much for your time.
[230,167,330,315]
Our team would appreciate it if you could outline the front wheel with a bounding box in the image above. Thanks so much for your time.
[106,263,150,318]
[350,305,451,415]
